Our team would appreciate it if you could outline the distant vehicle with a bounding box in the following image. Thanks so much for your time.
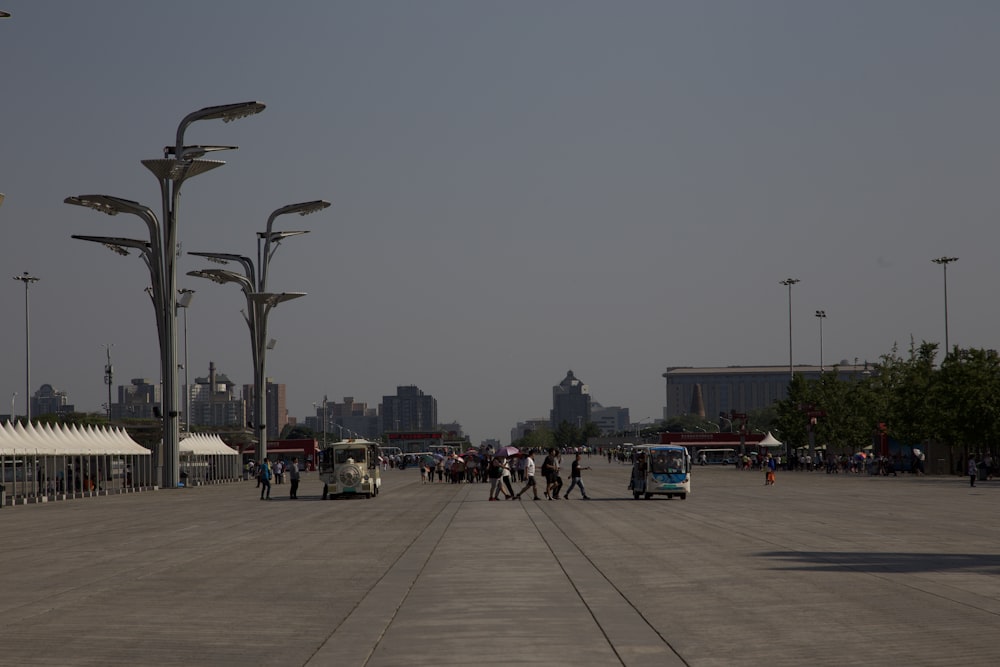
[697,448,735,465]
[319,440,382,499]
[629,445,691,500]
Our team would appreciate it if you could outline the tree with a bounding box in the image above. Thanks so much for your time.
[513,427,554,452]
[933,347,1000,461]
[872,341,938,449]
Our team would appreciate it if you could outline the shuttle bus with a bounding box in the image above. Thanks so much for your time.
[629,444,691,500]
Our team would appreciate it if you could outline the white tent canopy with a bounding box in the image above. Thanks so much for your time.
[758,431,783,448]
[0,420,150,456]
[180,434,237,456]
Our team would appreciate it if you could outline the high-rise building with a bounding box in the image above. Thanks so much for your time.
[315,396,381,440]
[381,385,437,433]
[243,378,288,439]
[111,378,160,420]
[590,401,630,435]
[550,370,591,429]
[511,419,551,443]
[189,362,244,428]
[31,384,74,417]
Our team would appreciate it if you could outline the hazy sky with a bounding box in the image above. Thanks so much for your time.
[2,2,999,442]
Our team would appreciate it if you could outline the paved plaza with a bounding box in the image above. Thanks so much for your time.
[2,458,999,666]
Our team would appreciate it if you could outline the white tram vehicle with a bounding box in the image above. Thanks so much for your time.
[319,440,382,499]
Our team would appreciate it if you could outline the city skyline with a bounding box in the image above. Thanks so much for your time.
[3,3,998,442]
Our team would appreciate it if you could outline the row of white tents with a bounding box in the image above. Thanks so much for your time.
[0,421,239,506]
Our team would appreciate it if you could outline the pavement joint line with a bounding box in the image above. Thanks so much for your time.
[526,504,689,667]
[306,485,470,667]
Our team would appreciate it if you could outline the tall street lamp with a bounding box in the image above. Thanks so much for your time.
[178,289,195,433]
[780,278,800,381]
[815,310,826,372]
[189,199,329,462]
[12,272,39,421]
[65,101,265,488]
[187,267,306,461]
[103,344,114,422]
[932,256,958,355]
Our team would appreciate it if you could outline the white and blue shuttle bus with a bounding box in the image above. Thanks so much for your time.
[629,444,692,500]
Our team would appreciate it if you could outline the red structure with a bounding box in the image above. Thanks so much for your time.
[241,438,318,465]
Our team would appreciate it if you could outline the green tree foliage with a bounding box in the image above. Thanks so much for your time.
[772,343,1000,466]
[871,341,937,448]
[933,347,1000,458]
[282,424,316,441]
[513,427,555,452]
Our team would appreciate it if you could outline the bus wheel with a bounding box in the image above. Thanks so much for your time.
[322,484,329,500]
[680,494,687,500]
[646,493,653,500]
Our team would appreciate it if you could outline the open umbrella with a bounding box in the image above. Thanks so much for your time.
[494,446,520,458]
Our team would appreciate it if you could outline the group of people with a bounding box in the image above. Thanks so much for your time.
[489,449,591,501]
[252,458,302,500]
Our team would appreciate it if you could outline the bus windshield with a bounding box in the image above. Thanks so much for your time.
[335,447,368,464]
[649,450,686,474]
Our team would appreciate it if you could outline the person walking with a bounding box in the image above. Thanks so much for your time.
[563,453,591,500]
[288,457,301,499]
[968,456,978,487]
[259,460,272,500]
[542,449,557,499]
[765,453,777,486]
[487,457,504,501]
[515,452,540,500]
[500,456,516,500]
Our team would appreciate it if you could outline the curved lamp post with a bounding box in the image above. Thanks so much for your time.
[188,267,306,461]
[65,101,264,489]
[188,200,329,461]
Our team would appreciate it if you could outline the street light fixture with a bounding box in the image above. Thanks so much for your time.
[718,414,733,432]
[815,310,827,372]
[932,256,958,355]
[779,278,800,381]
[188,200,328,461]
[12,272,39,421]
[65,101,264,489]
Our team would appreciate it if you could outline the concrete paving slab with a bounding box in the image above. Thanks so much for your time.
[2,458,999,666]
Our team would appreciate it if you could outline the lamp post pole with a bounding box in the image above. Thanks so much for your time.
[189,199,329,462]
[932,256,958,355]
[103,344,114,422]
[815,310,826,372]
[12,272,39,421]
[178,289,195,432]
[65,101,265,488]
[322,395,328,447]
[780,278,800,381]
